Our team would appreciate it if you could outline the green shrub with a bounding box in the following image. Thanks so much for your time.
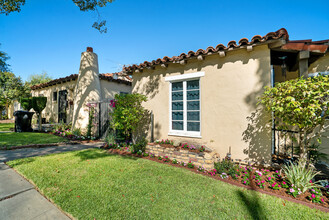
[72,128,82,137]
[282,161,321,193]
[132,138,147,153]
[105,132,116,146]
[20,97,33,111]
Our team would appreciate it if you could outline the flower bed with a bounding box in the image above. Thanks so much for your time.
[101,144,329,211]
[146,142,218,170]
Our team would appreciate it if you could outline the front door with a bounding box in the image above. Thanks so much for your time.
[58,90,67,123]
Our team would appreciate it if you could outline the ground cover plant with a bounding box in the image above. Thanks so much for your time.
[0,132,67,149]
[0,122,14,131]
[7,148,329,219]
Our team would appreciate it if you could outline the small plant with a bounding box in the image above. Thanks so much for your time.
[288,186,302,198]
[197,166,205,172]
[282,181,289,189]
[220,173,228,179]
[208,169,217,176]
[181,143,189,149]
[199,146,205,152]
[308,188,324,203]
[158,156,162,160]
[282,161,321,193]
[269,182,281,190]
[255,180,266,189]
[180,162,186,167]
[150,153,155,158]
[266,176,275,185]
[143,152,149,157]
[136,150,142,156]
[172,159,178,164]
[162,156,169,162]
[189,145,196,150]
[187,161,195,168]
[156,139,174,145]
[273,170,281,179]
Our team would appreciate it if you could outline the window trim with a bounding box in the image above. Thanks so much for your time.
[166,72,204,138]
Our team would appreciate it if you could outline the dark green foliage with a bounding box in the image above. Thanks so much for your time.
[32,97,47,113]
[110,93,148,142]
[0,0,25,15]
[214,159,239,178]
[19,97,32,111]
[132,138,147,153]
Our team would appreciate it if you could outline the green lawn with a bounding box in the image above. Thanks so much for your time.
[0,123,14,131]
[7,149,329,219]
[0,132,67,148]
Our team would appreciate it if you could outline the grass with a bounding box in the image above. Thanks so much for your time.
[7,149,329,219]
[0,132,67,148]
[0,123,14,131]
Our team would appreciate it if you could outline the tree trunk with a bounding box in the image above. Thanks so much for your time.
[38,113,42,132]
[299,131,308,165]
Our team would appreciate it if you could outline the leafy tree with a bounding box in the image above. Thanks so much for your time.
[0,0,114,33]
[32,96,47,131]
[110,93,148,143]
[0,46,10,72]
[25,72,52,87]
[260,75,329,161]
[0,72,28,117]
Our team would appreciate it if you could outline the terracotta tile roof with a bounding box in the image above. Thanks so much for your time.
[123,28,289,74]
[31,74,78,90]
[281,39,329,53]
[31,72,132,90]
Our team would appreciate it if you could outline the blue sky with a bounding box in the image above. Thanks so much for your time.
[1,0,329,81]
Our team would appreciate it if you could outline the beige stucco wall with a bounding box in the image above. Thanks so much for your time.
[100,80,132,100]
[31,80,76,123]
[309,53,329,74]
[133,45,272,163]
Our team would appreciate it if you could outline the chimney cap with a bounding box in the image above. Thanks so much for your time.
[86,47,93,52]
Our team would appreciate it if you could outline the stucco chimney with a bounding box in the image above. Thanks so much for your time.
[72,47,101,134]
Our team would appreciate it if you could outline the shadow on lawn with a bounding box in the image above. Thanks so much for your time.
[74,149,138,161]
[236,180,266,220]
[6,157,36,167]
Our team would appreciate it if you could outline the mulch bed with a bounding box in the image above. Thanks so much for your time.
[103,147,329,213]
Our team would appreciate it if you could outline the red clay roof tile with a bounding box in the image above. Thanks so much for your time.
[123,28,289,73]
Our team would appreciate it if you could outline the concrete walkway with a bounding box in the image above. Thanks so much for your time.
[0,142,104,162]
[0,142,104,220]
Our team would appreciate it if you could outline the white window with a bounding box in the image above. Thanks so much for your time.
[166,72,204,138]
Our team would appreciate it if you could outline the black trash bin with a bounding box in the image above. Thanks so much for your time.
[13,110,34,132]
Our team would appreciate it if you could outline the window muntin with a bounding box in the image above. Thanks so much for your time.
[170,79,201,135]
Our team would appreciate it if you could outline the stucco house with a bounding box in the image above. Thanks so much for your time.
[31,47,132,136]
[123,28,329,164]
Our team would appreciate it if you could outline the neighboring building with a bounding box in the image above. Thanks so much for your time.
[31,47,132,136]
[123,28,329,164]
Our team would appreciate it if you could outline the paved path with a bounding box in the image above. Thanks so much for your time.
[0,142,104,162]
[0,142,104,220]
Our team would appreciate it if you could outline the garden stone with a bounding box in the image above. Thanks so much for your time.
[173,140,181,147]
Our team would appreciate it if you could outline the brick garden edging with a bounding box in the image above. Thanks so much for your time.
[146,143,220,170]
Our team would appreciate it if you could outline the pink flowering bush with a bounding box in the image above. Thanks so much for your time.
[308,188,324,203]
[208,169,216,176]
[199,146,206,152]
[282,181,289,189]
[189,145,196,150]
[266,176,275,185]
[197,166,205,172]
[288,185,302,198]
[181,143,189,149]
[156,139,173,145]
[187,161,195,168]
[162,156,169,162]
[269,182,281,190]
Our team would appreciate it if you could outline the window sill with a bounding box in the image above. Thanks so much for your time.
[168,132,202,138]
